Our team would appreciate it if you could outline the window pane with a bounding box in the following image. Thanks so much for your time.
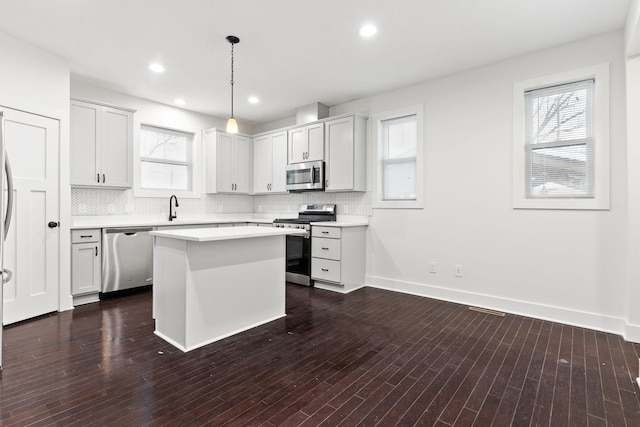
[140,161,189,190]
[529,144,591,197]
[526,80,593,145]
[381,114,417,201]
[140,126,188,161]
[383,115,417,158]
[383,160,416,200]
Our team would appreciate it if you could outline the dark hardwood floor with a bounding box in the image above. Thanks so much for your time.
[1,284,639,426]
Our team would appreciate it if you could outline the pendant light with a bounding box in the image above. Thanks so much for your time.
[226,35,240,134]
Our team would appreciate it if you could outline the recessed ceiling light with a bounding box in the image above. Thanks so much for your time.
[248,96,260,104]
[175,98,186,105]
[359,24,377,38]
[149,63,165,73]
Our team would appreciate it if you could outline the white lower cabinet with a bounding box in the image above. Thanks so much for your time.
[71,229,102,304]
[311,225,366,293]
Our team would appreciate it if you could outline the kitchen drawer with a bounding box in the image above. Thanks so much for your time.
[312,226,341,239]
[312,237,341,260]
[311,258,341,283]
[71,229,101,243]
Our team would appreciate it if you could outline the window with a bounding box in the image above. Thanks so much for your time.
[139,125,193,191]
[372,105,424,209]
[381,115,417,200]
[513,64,609,210]
[525,79,594,198]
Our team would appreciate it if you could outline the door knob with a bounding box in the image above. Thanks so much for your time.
[48,221,59,228]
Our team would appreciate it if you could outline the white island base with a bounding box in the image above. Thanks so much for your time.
[151,226,305,352]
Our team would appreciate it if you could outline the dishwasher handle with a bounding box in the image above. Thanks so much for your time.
[104,227,154,234]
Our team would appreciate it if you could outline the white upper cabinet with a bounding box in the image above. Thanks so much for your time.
[288,122,324,164]
[253,131,288,194]
[205,128,251,194]
[70,99,134,188]
[325,115,367,192]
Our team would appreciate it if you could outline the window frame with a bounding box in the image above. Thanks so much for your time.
[134,123,201,199]
[512,64,610,210]
[371,104,424,209]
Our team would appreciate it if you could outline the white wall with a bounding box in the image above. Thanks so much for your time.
[0,30,72,311]
[70,81,254,217]
[331,31,635,340]
[625,56,640,341]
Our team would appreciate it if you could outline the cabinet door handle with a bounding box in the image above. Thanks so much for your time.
[326,179,329,188]
[321,268,329,272]
[103,174,106,183]
[95,247,98,256]
[97,173,100,183]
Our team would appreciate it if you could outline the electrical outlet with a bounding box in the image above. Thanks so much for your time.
[78,203,87,214]
[344,206,350,214]
[455,265,463,277]
[125,203,134,213]
[429,262,437,274]
[107,204,115,214]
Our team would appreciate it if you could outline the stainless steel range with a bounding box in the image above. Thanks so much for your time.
[274,204,336,286]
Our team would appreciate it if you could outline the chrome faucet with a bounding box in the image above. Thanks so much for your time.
[169,195,179,221]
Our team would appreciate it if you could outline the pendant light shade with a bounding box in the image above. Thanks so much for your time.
[226,35,240,134]
[226,117,238,134]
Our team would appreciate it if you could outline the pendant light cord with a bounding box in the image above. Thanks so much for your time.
[230,42,234,118]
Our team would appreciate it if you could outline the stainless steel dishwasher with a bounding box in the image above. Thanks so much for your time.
[102,227,154,293]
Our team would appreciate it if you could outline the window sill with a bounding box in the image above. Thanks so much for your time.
[133,188,202,199]
[513,197,609,210]
[373,199,423,209]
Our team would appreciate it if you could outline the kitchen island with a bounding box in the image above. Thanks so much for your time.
[150,226,306,352]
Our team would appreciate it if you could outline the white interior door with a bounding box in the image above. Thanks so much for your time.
[2,107,59,325]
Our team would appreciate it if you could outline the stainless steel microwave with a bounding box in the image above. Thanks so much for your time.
[285,161,325,192]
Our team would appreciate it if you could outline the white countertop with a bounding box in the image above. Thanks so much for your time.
[71,215,278,229]
[312,220,369,227]
[151,225,307,242]
[71,214,368,229]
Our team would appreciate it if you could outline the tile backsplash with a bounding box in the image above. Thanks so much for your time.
[253,192,371,216]
[71,188,253,216]
[71,188,372,217]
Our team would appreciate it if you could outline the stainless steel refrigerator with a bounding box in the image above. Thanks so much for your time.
[0,111,16,370]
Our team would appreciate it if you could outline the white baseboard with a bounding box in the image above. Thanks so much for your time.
[365,275,640,344]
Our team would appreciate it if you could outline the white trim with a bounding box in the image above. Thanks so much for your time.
[512,63,610,210]
[371,104,424,209]
[365,274,640,343]
[133,123,202,199]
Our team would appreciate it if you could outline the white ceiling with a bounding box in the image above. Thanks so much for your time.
[0,0,630,126]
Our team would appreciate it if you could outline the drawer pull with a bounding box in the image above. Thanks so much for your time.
[321,268,329,272]
[80,235,93,238]
[321,231,329,234]
[322,247,329,250]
